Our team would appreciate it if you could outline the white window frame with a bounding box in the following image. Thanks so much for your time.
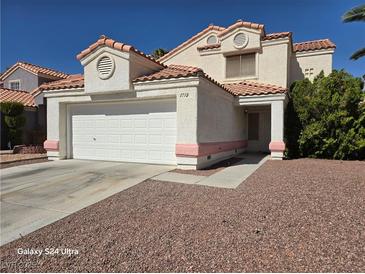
[206,35,218,45]
[9,80,21,90]
[225,52,259,81]
[233,32,249,49]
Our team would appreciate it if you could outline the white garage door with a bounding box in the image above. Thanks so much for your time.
[69,99,177,164]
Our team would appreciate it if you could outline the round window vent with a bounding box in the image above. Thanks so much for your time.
[207,35,218,45]
[97,56,115,79]
[233,33,248,48]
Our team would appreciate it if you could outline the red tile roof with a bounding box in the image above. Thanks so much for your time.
[134,64,287,97]
[197,43,221,51]
[32,74,84,96]
[217,19,265,37]
[34,63,287,98]
[158,25,225,62]
[76,35,164,68]
[0,62,69,81]
[263,32,292,41]
[134,64,203,82]
[134,64,235,95]
[293,39,336,52]
[224,81,287,96]
[0,88,36,108]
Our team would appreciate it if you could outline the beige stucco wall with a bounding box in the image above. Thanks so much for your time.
[82,47,162,94]
[290,50,333,83]
[197,79,245,143]
[129,52,163,81]
[164,27,292,87]
[163,27,335,89]
[83,47,131,93]
[134,78,200,144]
[259,41,290,87]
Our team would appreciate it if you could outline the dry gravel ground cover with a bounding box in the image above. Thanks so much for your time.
[1,159,364,272]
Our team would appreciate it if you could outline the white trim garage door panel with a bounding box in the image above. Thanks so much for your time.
[69,99,177,164]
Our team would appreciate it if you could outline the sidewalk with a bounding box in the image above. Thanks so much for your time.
[153,153,269,189]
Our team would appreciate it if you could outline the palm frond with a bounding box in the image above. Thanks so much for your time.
[342,4,365,22]
[350,47,365,60]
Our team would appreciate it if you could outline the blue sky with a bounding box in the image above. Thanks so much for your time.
[1,0,364,78]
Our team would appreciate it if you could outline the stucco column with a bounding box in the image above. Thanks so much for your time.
[44,99,66,160]
[175,88,198,152]
[269,100,285,159]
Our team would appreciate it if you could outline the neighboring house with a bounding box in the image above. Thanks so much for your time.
[41,20,335,169]
[0,88,37,149]
[0,62,69,149]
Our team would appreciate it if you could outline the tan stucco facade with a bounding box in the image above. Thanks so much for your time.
[290,50,334,83]
[162,26,334,88]
[43,22,335,168]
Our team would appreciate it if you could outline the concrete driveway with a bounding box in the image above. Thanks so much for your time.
[0,160,173,245]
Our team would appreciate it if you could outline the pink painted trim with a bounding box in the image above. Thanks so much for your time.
[44,140,59,151]
[269,141,286,152]
[176,144,200,156]
[176,140,247,157]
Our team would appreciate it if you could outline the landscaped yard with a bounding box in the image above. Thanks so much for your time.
[0,159,364,272]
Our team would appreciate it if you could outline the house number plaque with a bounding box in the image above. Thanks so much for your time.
[179,93,189,98]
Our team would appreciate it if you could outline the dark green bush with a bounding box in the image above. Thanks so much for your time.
[0,102,24,116]
[8,129,23,145]
[0,101,26,147]
[4,115,26,128]
[285,70,365,160]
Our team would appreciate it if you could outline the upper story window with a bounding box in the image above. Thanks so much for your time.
[304,68,314,78]
[226,53,256,78]
[207,35,218,45]
[9,80,20,90]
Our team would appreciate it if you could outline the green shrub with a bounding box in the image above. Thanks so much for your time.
[8,129,23,145]
[4,115,26,128]
[0,101,26,147]
[0,102,24,116]
[285,70,365,160]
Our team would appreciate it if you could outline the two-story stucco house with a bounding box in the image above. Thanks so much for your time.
[40,20,335,169]
[0,62,70,148]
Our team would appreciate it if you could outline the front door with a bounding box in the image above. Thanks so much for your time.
[247,111,270,152]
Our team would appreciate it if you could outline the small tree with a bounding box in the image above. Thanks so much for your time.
[151,48,169,59]
[285,70,365,160]
[0,102,26,147]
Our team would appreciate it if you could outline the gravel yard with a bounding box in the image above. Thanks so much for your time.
[1,158,364,272]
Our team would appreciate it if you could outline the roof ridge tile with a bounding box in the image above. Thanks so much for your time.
[217,20,265,38]
[158,24,226,62]
[0,61,69,81]
[76,35,163,68]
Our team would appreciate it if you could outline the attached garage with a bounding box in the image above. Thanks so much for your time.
[68,99,177,165]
